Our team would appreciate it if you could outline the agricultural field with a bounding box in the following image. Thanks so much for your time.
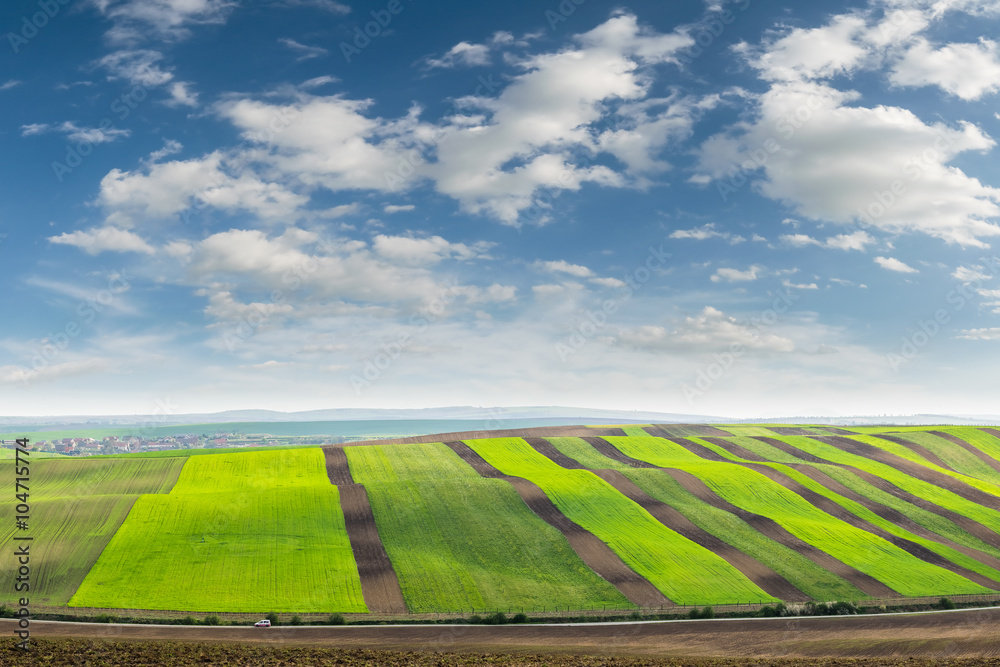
[5,423,1000,616]
[0,457,185,605]
[69,449,366,613]
[464,437,777,605]
[345,443,629,612]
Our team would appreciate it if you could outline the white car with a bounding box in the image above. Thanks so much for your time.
[254,619,271,627]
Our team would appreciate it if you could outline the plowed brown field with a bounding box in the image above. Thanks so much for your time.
[9,607,1000,660]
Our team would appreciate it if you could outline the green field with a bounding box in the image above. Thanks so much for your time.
[0,457,185,605]
[346,443,629,612]
[545,437,866,601]
[465,437,777,605]
[69,449,366,613]
[605,436,992,597]
[5,424,1000,614]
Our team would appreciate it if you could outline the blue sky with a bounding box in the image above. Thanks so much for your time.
[2,0,1000,418]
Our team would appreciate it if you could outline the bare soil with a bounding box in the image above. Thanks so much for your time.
[12,607,1000,659]
[346,426,627,447]
[321,446,407,613]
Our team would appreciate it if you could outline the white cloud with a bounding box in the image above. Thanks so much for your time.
[165,81,198,107]
[780,230,875,250]
[711,265,762,282]
[278,0,350,13]
[99,153,308,226]
[301,75,338,89]
[426,41,492,69]
[48,226,155,255]
[215,95,427,194]
[737,14,871,82]
[614,306,795,353]
[890,38,1000,100]
[533,260,593,277]
[384,204,415,213]
[371,234,491,266]
[0,359,115,385]
[670,223,745,244]
[424,14,696,224]
[21,121,131,143]
[0,80,21,91]
[956,327,1000,340]
[952,265,992,282]
[98,49,174,86]
[875,256,919,273]
[590,276,626,288]
[94,0,236,44]
[697,79,1000,247]
[279,38,329,61]
[783,279,819,290]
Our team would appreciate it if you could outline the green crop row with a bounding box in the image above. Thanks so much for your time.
[604,437,991,597]
[464,437,776,605]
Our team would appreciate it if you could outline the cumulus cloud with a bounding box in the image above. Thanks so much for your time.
[780,230,876,250]
[670,223,745,244]
[371,234,492,266]
[48,226,155,254]
[875,256,919,273]
[98,49,174,86]
[98,152,308,226]
[533,260,594,278]
[890,38,1000,99]
[696,5,1000,248]
[426,41,492,69]
[711,265,762,282]
[93,0,237,44]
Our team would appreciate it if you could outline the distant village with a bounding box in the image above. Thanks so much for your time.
[8,432,365,456]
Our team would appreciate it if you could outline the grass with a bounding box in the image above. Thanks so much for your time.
[345,443,630,612]
[69,449,366,613]
[543,437,866,601]
[604,436,992,597]
[464,437,777,605]
[0,457,185,604]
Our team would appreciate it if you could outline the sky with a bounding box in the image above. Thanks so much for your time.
[2,0,1000,419]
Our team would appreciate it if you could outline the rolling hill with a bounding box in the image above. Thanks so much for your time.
[4,423,1000,615]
